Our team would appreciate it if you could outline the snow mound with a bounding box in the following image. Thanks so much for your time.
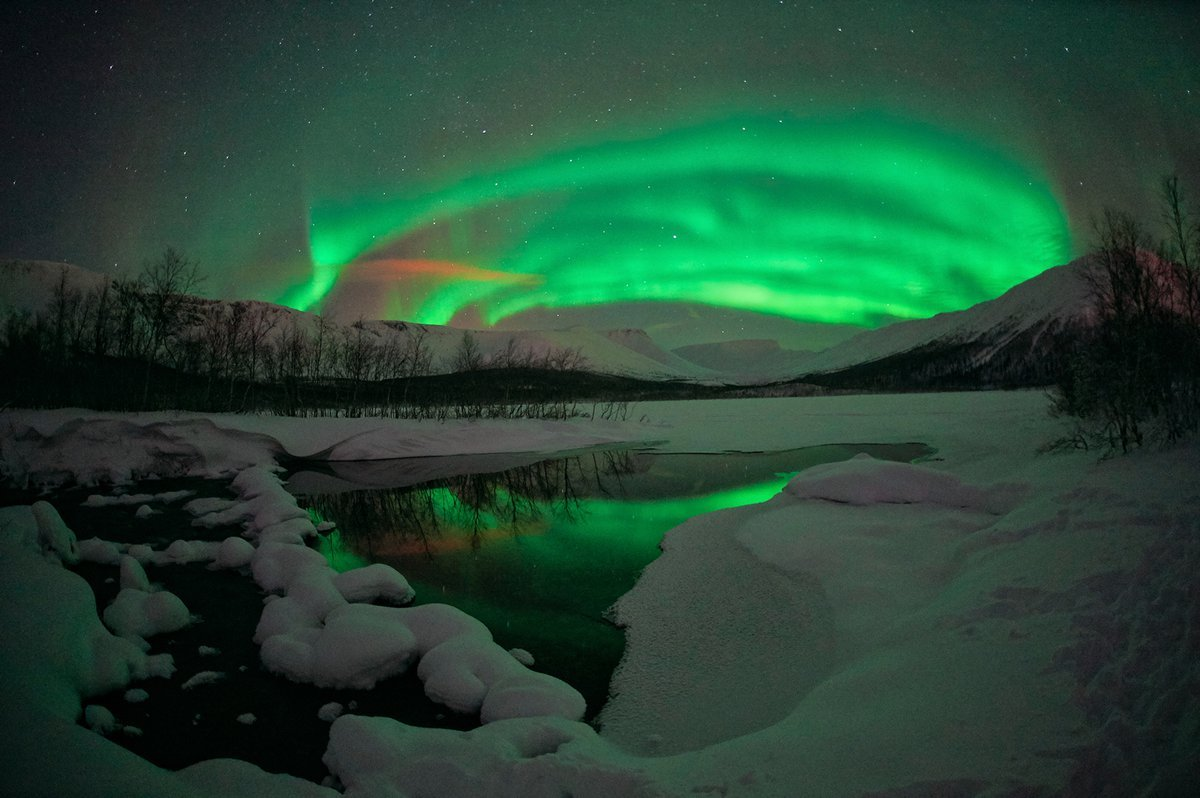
[0,416,282,488]
[0,505,176,722]
[218,468,586,718]
[181,671,225,690]
[784,453,1000,510]
[324,714,652,798]
[119,555,151,591]
[332,563,414,605]
[83,489,194,507]
[84,704,118,735]
[103,587,191,644]
[32,501,80,564]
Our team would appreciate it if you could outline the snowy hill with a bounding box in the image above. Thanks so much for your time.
[0,259,111,314]
[672,339,822,382]
[789,258,1096,389]
[0,260,717,383]
[0,257,1098,388]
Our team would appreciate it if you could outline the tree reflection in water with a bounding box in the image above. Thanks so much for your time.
[303,449,643,563]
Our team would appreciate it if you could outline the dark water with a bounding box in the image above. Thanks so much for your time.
[293,442,934,722]
[44,441,930,781]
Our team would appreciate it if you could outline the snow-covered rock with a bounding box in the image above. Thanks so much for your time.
[102,588,191,643]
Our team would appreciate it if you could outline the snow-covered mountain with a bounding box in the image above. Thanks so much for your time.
[788,258,1096,389]
[0,259,111,314]
[0,260,717,382]
[0,257,1098,388]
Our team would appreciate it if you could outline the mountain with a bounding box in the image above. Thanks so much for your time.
[0,259,110,314]
[787,258,1096,389]
[671,339,820,382]
[0,257,1099,390]
[0,260,716,383]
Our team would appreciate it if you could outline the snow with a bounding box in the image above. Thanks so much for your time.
[331,563,414,605]
[84,704,118,735]
[236,713,257,725]
[102,587,191,644]
[317,702,344,722]
[1,409,654,491]
[124,688,149,703]
[84,490,194,507]
[2,392,1196,796]
[118,555,151,591]
[214,536,255,568]
[781,451,1011,510]
[32,500,80,563]
[181,671,225,690]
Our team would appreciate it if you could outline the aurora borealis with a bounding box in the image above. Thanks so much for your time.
[305,114,1069,326]
[2,1,1198,339]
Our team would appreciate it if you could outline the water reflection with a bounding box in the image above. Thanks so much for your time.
[290,442,932,718]
[303,449,642,562]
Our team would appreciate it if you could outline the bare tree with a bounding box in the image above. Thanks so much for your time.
[137,247,203,406]
[1053,202,1198,453]
[449,329,484,373]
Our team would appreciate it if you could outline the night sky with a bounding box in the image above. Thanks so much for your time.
[2,1,1197,341]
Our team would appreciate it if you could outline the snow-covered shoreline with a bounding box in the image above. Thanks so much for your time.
[2,392,1196,796]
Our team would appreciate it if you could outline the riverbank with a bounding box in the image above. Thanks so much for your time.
[2,391,1196,796]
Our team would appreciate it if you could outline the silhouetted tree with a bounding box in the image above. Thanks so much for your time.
[1052,186,1200,453]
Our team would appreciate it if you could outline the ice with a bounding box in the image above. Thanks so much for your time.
[317,702,343,722]
[124,688,149,703]
[237,713,257,725]
[198,645,220,656]
[134,504,156,519]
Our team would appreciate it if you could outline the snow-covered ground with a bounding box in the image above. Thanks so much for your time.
[1,392,1196,796]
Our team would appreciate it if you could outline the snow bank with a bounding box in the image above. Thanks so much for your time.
[102,587,191,644]
[0,417,283,488]
[0,503,339,798]
[325,714,653,798]
[1,410,651,490]
[209,466,589,717]
[782,452,1007,509]
[83,489,194,507]
[1,501,82,564]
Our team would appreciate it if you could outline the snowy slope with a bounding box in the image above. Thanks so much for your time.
[672,339,820,382]
[795,258,1093,378]
[0,260,717,382]
[0,257,1097,387]
[0,260,111,314]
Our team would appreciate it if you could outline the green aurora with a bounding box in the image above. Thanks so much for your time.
[299,114,1072,327]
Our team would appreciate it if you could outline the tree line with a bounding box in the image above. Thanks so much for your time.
[1052,175,1200,454]
[0,248,603,419]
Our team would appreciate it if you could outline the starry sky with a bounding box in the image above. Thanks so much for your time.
[2,1,1197,344]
